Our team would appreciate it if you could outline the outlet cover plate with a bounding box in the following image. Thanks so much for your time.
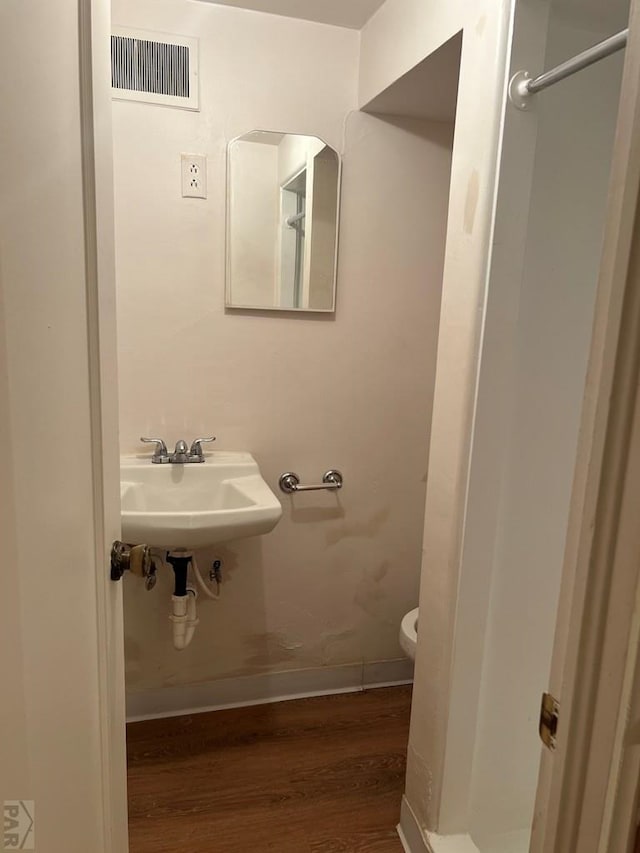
[181,153,207,199]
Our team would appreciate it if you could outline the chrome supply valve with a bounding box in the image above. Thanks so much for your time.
[209,559,223,583]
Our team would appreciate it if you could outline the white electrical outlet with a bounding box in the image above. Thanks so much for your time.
[181,154,207,199]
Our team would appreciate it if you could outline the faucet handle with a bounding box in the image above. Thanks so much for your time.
[189,436,216,461]
[140,437,170,464]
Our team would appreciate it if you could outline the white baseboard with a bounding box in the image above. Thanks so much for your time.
[398,797,430,853]
[427,835,480,853]
[126,658,414,721]
[398,796,480,853]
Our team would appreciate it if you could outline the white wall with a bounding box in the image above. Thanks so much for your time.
[368,0,629,845]
[393,0,629,847]
[112,0,453,698]
[466,6,627,848]
[359,0,515,835]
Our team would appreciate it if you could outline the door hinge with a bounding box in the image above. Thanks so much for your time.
[539,692,560,751]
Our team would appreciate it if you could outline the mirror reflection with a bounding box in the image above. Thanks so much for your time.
[226,131,340,312]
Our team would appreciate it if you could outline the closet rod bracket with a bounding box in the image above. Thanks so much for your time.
[509,70,533,111]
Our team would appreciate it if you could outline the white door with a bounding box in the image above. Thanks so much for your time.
[530,2,640,850]
[0,0,128,851]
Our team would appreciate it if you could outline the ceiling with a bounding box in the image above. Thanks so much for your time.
[195,0,387,29]
[196,0,629,34]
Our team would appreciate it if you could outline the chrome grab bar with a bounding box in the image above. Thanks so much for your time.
[279,470,343,494]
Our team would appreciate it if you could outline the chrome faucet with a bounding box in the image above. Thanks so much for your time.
[172,439,190,464]
[140,436,215,464]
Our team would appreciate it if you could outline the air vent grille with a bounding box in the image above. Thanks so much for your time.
[111,28,198,110]
[111,35,190,97]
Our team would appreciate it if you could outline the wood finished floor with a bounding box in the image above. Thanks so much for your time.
[127,685,412,853]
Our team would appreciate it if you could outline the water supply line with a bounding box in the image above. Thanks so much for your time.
[192,555,222,600]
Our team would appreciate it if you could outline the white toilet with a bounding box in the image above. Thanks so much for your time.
[399,607,419,661]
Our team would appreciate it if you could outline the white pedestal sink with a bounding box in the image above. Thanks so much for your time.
[120,452,282,549]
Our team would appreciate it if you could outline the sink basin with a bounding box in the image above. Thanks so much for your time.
[120,452,282,549]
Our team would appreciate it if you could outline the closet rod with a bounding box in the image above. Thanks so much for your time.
[509,27,628,110]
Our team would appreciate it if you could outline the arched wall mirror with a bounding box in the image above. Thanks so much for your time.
[226,131,341,312]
